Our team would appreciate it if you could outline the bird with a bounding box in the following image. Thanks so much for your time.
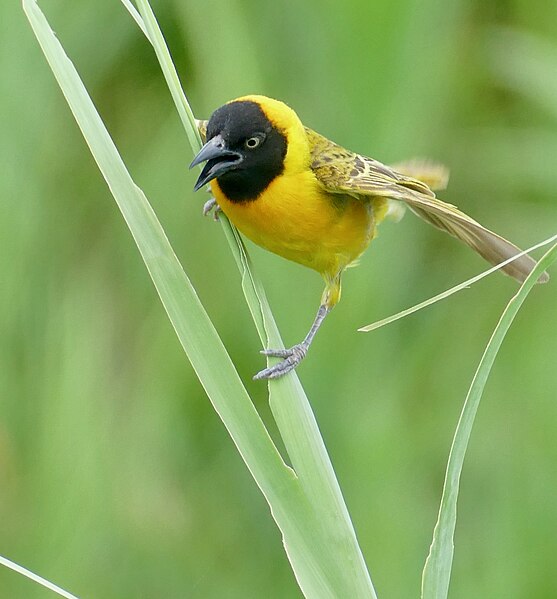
[190,95,548,380]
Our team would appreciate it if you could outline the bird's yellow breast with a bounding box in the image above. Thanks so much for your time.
[211,170,379,278]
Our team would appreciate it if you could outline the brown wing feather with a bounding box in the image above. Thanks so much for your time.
[306,128,548,283]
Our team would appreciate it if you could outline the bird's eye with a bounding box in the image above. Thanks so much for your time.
[245,136,263,150]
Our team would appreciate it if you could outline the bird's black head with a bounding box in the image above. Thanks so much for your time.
[190,100,288,202]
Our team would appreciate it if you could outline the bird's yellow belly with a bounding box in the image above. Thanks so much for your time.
[211,171,380,278]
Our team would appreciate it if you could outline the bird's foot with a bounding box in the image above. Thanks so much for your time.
[203,197,221,221]
[253,343,308,380]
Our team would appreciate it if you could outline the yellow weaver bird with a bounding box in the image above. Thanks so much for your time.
[190,95,547,380]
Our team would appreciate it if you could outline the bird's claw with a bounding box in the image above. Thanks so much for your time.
[254,343,308,380]
[203,197,221,221]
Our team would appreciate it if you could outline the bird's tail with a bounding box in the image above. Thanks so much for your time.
[381,160,448,223]
[391,159,450,192]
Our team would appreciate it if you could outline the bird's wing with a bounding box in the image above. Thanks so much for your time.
[305,128,547,283]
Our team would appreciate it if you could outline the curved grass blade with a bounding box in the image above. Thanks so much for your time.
[359,234,557,333]
[131,0,201,153]
[120,0,148,37]
[421,240,557,599]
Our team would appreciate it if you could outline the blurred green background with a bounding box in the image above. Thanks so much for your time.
[2,0,557,597]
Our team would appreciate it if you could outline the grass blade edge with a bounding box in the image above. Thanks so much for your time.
[421,240,557,599]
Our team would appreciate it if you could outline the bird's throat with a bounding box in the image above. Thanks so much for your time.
[215,167,281,202]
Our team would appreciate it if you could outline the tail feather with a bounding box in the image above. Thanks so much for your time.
[391,159,450,192]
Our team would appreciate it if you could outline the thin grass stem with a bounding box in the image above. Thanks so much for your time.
[359,233,557,332]
[0,555,79,599]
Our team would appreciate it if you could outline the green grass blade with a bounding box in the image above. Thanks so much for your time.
[0,555,79,599]
[133,0,201,153]
[421,241,557,599]
[359,234,556,333]
[23,1,376,596]
[120,0,148,38]
[129,3,377,596]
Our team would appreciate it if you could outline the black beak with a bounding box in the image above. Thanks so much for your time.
[189,135,243,191]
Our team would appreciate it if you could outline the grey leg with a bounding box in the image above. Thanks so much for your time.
[253,305,330,380]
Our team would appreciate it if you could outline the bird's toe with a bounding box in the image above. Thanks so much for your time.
[254,343,308,380]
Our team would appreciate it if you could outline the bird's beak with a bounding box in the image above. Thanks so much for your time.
[189,135,243,191]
